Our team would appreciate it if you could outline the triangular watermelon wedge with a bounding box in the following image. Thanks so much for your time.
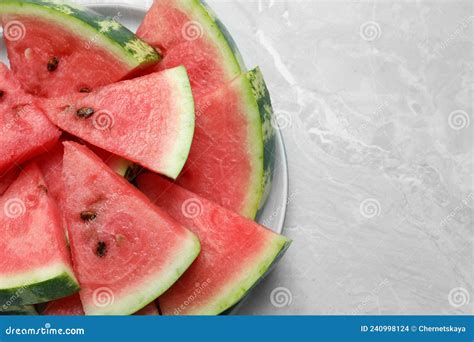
[62,142,200,315]
[0,63,61,175]
[42,67,195,179]
[137,0,243,99]
[0,0,160,97]
[137,173,291,315]
[175,68,275,219]
[0,163,79,307]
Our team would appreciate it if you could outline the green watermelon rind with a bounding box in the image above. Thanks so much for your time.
[184,235,291,315]
[0,0,160,67]
[84,233,201,315]
[0,264,79,306]
[229,69,265,219]
[161,66,196,180]
[176,0,243,80]
[245,68,277,214]
[220,239,291,315]
[199,0,246,71]
[231,67,276,219]
[0,305,38,315]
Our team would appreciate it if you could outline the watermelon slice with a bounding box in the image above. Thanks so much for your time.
[42,294,159,315]
[0,163,79,307]
[0,63,61,175]
[137,0,243,99]
[137,173,291,315]
[175,68,275,219]
[0,0,160,97]
[62,142,200,315]
[42,67,195,179]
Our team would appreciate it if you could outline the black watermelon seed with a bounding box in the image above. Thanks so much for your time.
[96,241,107,258]
[79,87,91,93]
[76,107,95,119]
[38,184,48,193]
[80,211,97,222]
[47,57,59,72]
[0,90,4,98]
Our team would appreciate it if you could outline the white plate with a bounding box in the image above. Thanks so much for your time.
[0,1,289,314]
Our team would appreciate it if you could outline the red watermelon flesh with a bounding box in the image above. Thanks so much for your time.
[42,67,195,179]
[0,63,61,175]
[1,0,159,98]
[137,173,291,315]
[34,136,136,233]
[175,72,264,219]
[0,163,79,305]
[34,139,127,237]
[43,294,159,316]
[0,166,20,195]
[34,141,65,202]
[2,17,131,97]
[61,142,200,315]
[35,138,129,201]
[42,294,85,316]
[137,0,243,99]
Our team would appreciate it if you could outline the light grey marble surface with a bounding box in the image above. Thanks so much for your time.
[51,0,474,315]
[206,0,473,315]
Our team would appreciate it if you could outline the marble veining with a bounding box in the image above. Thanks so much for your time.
[207,0,472,315]
[26,0,474,315]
